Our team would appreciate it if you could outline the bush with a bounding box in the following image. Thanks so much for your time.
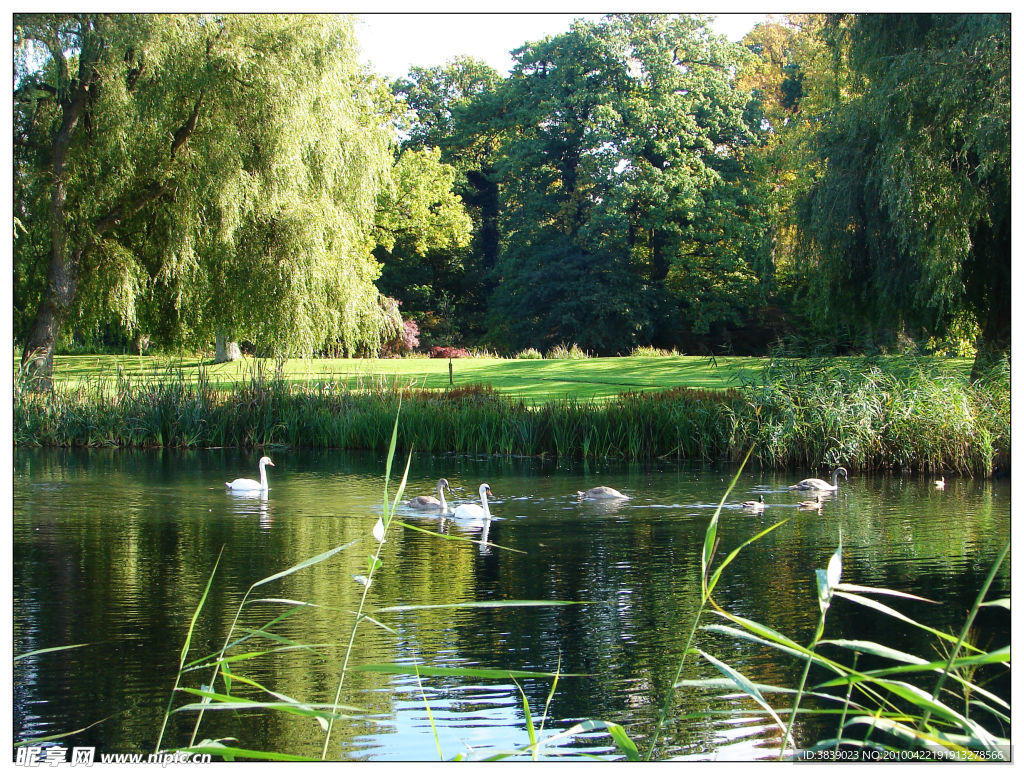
[429,346,471,359]
[381,319,421,357]
[515,348,543,360]
[631,346,678,357]
[546,343,590,360]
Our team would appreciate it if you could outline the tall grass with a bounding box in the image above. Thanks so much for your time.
[13,355,1009,474]
[682,533,1010,760]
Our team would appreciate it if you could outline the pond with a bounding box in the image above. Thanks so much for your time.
[13,447,1010,761]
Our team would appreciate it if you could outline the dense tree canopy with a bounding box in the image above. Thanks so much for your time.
[792,13,1010,369]
[484,15,763,353]
[14,13,395,379]
[13,13,1011,370]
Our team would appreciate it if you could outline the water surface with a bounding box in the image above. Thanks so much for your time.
[13,448,1010,760]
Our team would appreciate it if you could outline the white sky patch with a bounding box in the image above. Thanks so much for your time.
[355,12,772,81]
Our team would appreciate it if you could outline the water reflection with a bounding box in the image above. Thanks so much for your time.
[225,488,273,530]
[13,448,1010,760]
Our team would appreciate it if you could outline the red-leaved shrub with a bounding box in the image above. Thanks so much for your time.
[430,346,471,358]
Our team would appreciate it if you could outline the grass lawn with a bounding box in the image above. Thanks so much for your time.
[35,353,772,403]
[28,353,973,404]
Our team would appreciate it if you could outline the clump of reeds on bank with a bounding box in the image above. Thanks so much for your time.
[733,355,1009,475]
[12,355,1009,475]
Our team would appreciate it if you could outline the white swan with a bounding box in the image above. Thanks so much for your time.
[453,483,492,520]
[788,467,848,491]
[577,486,630,501]
[406,478,450,512]
[740,494,766,511]
[934,476,946,489]
[226,456,274,491]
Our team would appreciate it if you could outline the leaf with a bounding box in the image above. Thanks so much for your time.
[827,539,843,590]
[841,716,1004,759]
[815,568,831,613]
[377,600,585,613]
[867,678,973,726]
[372,518,386,544]
[252,542,355,589]
[395,519,526,553]
[177,740,317,762]
[706,518,789,597]
[833,590,957,643]
[352,575,371,588]
[356,613,398,636]
[677,678,853,709]
[834,583,937,604]
[176,687,363,716]
[603,722,642,762]
[14,642,92,662]
[980,598,1010,610]
[695,648,788,734]
[352,663,584,679]
[818,639,929,665]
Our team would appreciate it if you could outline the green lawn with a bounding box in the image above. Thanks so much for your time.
[30,353,973,404]
[35,353,769,403]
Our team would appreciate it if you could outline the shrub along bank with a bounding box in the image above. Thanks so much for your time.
[13,356,1008,475]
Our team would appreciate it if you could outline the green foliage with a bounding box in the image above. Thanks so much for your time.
[544,343,591,360]
[793,14,1010,365]
[494,238,664,354]
[13,355,1007,475]
[631,346,678,357]
[14,14,396,370]
[374,146,472,257]
[442,15,763,353]
[515,348,543,360]
[689,538,1010,760]
[389,57,505,348]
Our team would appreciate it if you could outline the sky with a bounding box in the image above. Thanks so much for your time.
[355,12,774,81]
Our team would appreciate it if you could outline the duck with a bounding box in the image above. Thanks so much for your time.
[934,476,946,489]
[226,455,274,491]
[797,494,824,510]
[453,483,493,520]
[406,478,450,512]
[577,486,630,501]
[740,494,766,511]
[788,467,848,491]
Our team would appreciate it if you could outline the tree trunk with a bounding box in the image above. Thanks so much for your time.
[215,328,242,363]
[968,215,1010,381]
[20,248,83,389]
[19,27,98,388]
[970,314,1010,381]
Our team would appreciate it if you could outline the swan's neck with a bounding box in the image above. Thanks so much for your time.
[439,484,448,513]
[480,489,490,518]
[259,461,269,490]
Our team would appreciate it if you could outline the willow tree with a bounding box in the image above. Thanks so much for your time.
[794,14,1010,370]
[14,13,393,381]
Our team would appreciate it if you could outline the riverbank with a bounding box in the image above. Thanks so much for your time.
[13,356,1007,475]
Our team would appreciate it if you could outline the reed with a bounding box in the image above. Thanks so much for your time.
[680,532,1011,760]
[13,356,1008,474]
